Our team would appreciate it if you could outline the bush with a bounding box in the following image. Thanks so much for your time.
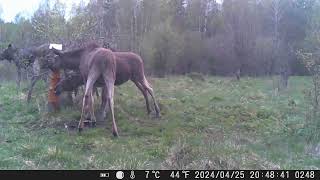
[297,50,320,142]
[0,61,16,82]
[141,21,184,77]
[187,72,205,82]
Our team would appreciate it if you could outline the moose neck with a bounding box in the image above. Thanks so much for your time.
[61,51,82,70]
[0,50,15,62]
[59,43,100,70]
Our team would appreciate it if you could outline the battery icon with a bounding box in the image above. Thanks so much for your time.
[100,172,109,178]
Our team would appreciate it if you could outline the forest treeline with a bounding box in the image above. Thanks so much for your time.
[0,0,319,77]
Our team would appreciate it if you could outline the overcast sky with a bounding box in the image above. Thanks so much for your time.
[0,0,223,23]
[0,0,88,22]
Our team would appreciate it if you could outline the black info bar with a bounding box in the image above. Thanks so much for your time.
[0,170,317,180]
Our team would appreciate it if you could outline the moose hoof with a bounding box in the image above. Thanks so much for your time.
[155,113,161,118]
[151,113,161,119]
[91,121,96,128]
[78,127,83,133]
[112,131,119,137]
[84,120,90,126]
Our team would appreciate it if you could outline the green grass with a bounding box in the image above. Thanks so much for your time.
[0,76,319,169]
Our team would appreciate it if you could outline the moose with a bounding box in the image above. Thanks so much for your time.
[54,51,161,118]
[0,44,36,89]
[0,43,56,102]
[47,43,161,137]
[46,43,116,136]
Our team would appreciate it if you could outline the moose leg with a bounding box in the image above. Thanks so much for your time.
[16,66,21,91]
[74,87,79,97]
[79,72,100,132]
[89,91,97,127]
[94,87,100,98]
[141,77,160,118]
[27,75,41,103]
[133,81,151,114]
[79,93,88,132]
[80,89,93,131]
[100,87,108,119]
[103,74,118,137]
[67,92,73,104]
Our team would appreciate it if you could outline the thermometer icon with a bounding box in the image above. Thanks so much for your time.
[130,171,135,179]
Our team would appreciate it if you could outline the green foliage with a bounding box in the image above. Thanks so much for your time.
[141,21,184,76]
[0,23,20,45]
[295,0,320,143]
[1,0,319,76]
[31,0,67,43]
[306,0,320,49]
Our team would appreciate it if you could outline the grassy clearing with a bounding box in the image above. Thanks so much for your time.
[0,76,319,169]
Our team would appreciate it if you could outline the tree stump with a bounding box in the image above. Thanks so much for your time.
[47,70,61,112]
